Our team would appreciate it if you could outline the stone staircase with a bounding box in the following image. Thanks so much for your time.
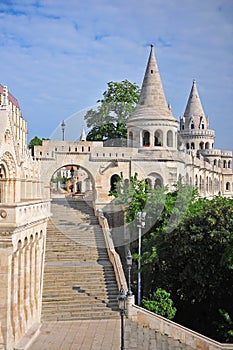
[42,198,119,321]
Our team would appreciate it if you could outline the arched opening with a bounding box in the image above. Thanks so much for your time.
[147,172,163,188]
[195,174,198,188]
[145,178,152,190]
[223,160,227,168]
[226,182,230,191]
[0,165,7,203]
[50,165,93,199]
[186,143,190,150]
[205,142,210,149]
[154,130,162,146]
[191,142,195,150]
[143,131,150,147]
[200,142,204,150]
[154,178,162,188]
[167,130,173,147]
[228,160,231,169]
[110,174,120,192]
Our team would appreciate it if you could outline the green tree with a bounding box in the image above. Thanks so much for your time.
[29,136,42,156]
[110,175,233,342]
[84,80,140,145]
[144,195,233,342]
[142,288,177,320]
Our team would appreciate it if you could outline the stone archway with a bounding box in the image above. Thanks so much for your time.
[0,151,17,203]
[50,163,95,200]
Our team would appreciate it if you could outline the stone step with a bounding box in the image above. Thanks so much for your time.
[42,198,120,321]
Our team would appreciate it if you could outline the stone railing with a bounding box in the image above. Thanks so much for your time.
[97,210,128,293]
[128,304,233,350]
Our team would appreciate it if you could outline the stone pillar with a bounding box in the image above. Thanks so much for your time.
[18,240,26,334]
[0,237,13,350]
[126,295,136,318]
[30,237,36,318]
[24,238,30,323]
[11,248,19,343]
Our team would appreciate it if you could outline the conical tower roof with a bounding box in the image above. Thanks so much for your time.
[80,127,86,141]
[184,79,205,118]
[128,44,177,123]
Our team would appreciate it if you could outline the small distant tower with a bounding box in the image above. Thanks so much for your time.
[61,120,66,141]
[179,80,215,155]
[80,127,86,142]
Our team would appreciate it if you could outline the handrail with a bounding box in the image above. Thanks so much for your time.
[97,210,128,293]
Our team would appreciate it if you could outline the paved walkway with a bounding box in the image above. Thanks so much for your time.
[28,319,121,350]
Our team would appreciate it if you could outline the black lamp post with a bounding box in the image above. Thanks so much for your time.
[118,285,127,350]
[136,211,146,306]
[126,250,133,296]
[61,120,66,141]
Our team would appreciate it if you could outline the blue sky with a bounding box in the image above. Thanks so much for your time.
[0,0,232,151]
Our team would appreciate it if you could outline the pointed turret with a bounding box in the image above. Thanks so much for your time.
[184,80,205,119]
[127,45,178,150]
[128,44,176,122]
[179,80,215,152]
[80,127,86,141]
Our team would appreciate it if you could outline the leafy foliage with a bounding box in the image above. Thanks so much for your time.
[29,136,49,156]
[84,80,140,144]
[142,288,177,320]
[110,174,233,342]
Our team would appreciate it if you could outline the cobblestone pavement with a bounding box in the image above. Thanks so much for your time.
[28,319,121,350]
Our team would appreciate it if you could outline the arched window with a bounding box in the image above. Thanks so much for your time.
[110,174,120,192]
[154,178,162,188]
[223,160,227,168]
[167,130,173,147]
[0,165,7,203]
[145,178,152,190]
[191,122,195,129]
[154,130,162,146]
[200,142,204,150]
[214,159,217,166]
[228,160,231,168]
[186,143,190,150]
[226,182,230,191]
[143,131,150,147]
[205,142,210,149]
[191,142,195,149]
[195,174,198,188]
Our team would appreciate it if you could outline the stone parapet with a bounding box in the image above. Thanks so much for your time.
[128,305,233,350]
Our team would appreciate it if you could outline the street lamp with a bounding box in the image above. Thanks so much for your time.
[61,120,66,141]
[118,285,127,350]
[126,250,133,296]
[136,211,146,306]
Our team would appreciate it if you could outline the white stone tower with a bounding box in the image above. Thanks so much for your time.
[179,79,215,154]
[126,44,178,150]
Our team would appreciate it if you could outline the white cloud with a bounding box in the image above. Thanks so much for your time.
[0,0,232,150]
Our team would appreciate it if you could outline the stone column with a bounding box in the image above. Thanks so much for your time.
[0,237,13,350]
[30,237,36,318]
[11,248,19,342]
[24,238,30,323]
[18,240,26,334]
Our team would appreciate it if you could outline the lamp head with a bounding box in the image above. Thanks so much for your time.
[118,285,127,311]
[126,250,132,267]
